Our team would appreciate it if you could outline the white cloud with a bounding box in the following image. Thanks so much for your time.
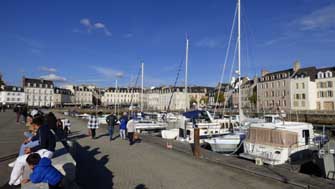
[39,66,57,73]
[79,18,112,36]
[80,18,92,28]
[195,37,224,48]
[40,74,66,82]
[94,22,105,29]
[92,66,124,79]
[294,4,335,31]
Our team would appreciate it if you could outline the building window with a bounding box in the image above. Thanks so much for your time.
[318,72,324,79]
[301,101,305,107]
[302,93,306,99]
[294,101,298,107]
[327,81,333,88]
[302,83,305,89]
[296,83,299,89]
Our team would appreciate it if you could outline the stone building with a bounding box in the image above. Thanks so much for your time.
[101,87,140,107]
[256,62,300,112]
[53,87,74,107]
[315,67,335,111]
[240,77,258,110]
[290,67,317,110]
[23,77,54,107]
[0,85,26,106]
[145,86,211,111]
[65,85,93,106]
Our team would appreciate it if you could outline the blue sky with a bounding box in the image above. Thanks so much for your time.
[1,0,335,87]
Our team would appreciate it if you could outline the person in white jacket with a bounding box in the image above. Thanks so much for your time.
[126,117,135,145]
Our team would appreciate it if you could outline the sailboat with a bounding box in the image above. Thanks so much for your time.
[162,36,228,142]
[203,0,247,153]
[132,62,168,133]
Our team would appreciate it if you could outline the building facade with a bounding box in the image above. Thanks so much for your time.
[240,77,258,110]
[23,78,54,107]
[145,86,211,111]
[101,87,140,106]
[290,67,317,110]
[0,85,26,106]
[65,85,93,106]
[315,67,335,111]
[53,87,74,107]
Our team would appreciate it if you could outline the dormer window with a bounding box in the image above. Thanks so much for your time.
[33,83,36,87]
[318,72,324,79]
[325,71,333,78]
[27,83,31,87]
[39,84,42,88]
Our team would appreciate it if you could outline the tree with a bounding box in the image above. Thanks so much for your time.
[189,97,197,108]
[248,91,257,107]
[214,93,225,106]
[200,96,209,105]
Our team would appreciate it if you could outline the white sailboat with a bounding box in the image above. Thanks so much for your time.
[133,62,168,133]
[204,0,246,153]
[162,36,228,142]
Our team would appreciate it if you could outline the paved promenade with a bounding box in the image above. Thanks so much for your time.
[57,112,299,189]
[0,111,26,187]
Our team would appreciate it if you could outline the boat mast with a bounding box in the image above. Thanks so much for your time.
[184,35,189,112]
[237,0,242,118]
[114,79,118,114]
[141,62,144,112]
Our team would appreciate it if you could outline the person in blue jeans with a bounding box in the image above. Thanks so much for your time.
[106,113,118,142]
[119,112,128,140]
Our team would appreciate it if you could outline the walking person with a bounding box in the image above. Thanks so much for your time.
[126,116,135,145]
[106,113,118,142]
[88,113,99,139]
[21,105,28,123]
[14,105,21,123]
[119,112,128,140]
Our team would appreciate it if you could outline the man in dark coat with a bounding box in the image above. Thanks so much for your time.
[106,113,118,142]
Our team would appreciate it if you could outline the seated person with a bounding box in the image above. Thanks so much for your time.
[25,115,56,155]
[9,115,56,167]
[21,153,64,189]
[9,149,53,186]
[24,115,36,139]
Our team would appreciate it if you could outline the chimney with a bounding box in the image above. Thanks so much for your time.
[261,69,269,77]
[293,60,301,72]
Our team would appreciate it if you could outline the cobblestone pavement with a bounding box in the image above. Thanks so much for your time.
[59,112,298,189]
[0,111,26,187]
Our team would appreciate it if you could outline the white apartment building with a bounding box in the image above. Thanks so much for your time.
[0,85,26,106]
[65,85,93,106]
[315,67,335,111]
[23,78,54,107]
[145,86,210,111]
[53,87,74,107]
[101,87,140,106]
[290,67,317,110]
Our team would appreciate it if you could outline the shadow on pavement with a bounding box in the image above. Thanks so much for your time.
[72,142,114,189]
[135,184,148,189]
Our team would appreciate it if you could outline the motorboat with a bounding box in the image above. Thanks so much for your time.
[162,110,229,143]
[203,131,246,153]
[133,112,168,133]
[240,115,316,165]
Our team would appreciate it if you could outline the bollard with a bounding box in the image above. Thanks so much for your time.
[193,128,200,159]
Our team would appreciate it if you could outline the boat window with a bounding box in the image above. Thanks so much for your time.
[265,116,273,123]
